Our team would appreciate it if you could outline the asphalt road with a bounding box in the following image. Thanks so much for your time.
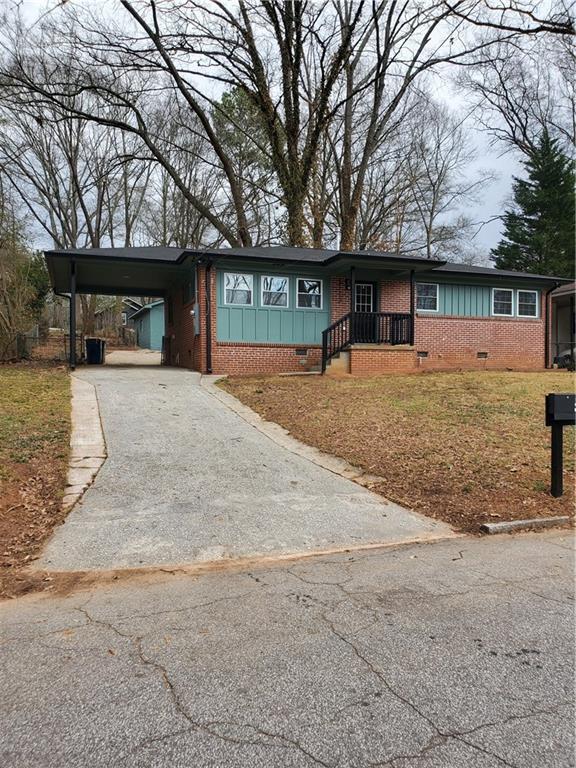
[1,531,574,767]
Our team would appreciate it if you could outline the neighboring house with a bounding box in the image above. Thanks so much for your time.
[44,246,570,373]
[131,300,165,351]
[94,298,143,331]
[551,282,575,368]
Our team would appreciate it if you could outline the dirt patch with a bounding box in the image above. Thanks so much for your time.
[221,371,575,533]
[0,362,71,599]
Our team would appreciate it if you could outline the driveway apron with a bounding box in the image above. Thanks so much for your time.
[37,366,452,571]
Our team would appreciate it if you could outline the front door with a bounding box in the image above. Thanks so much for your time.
[355,282,376,313]
[354,282,378,342]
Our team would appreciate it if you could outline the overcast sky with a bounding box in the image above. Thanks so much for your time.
[14,0,527,257]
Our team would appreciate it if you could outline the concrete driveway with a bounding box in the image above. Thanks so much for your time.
[37,363,451,572]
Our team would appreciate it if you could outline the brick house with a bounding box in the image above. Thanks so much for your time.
[45,245,569,374]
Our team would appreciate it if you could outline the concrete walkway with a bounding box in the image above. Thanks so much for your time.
[37,363,452,572]
[105,349,161,366]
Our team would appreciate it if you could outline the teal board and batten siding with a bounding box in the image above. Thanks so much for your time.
[418,282,539,318]
[134,301,165,351]
[216,269,330,344]
[134,313,150,348]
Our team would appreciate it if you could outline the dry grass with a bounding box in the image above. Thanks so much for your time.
[221,371,575,532]
[0,363,70,598]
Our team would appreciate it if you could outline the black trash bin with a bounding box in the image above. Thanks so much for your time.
[85,338,106,365]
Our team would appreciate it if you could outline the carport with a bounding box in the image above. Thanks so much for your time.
[45,246,192,369]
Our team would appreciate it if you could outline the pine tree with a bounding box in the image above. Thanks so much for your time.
[491,130,575,278]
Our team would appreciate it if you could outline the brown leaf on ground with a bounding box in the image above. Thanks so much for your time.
[221,371,575,533]
[0,363,70,599]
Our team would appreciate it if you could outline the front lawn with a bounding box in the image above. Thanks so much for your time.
[221,371,575,532]
[0,364,70,597]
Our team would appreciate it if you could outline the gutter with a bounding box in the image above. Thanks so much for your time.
[196,256,213,375]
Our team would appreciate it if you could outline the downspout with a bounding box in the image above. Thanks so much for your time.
[204,260,213,374]
[409,270,415,346]
[545,283,559,369]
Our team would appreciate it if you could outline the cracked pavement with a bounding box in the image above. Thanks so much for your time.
[1,531,574,767]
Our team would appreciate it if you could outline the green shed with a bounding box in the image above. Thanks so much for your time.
[132,300,165,351]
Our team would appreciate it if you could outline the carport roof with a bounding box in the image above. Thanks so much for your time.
[45,245,444,294]
[45,247,191,295]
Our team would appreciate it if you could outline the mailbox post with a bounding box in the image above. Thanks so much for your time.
[545,393,576,497]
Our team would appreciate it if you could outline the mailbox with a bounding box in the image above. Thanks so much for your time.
[545,393,576,426]
[546,392,576,497]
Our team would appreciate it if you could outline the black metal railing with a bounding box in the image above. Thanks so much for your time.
[321,311,413,373]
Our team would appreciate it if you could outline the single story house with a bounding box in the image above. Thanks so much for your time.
[94,297,143,331]
[131,300,165,352]
[44,245,570,374]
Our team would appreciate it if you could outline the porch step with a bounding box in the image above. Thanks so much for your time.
[326,350,350,375]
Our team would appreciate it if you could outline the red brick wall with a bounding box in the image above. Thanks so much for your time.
[349,347,417,375]
[379,279,411,312]
[414,294,547,371]
[330,276,349,322]
[213,343,322,375]
[164,264,209,371]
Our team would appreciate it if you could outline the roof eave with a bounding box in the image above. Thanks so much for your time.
[435,267,570,284]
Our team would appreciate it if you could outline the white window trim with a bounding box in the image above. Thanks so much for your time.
[260,275,290,308]
[491,287,514,317]
[296,278,323,310]
[224,272,254,306]
[516,289,539,318]
[416,282,439,313]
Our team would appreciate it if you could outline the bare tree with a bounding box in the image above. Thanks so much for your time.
[0,0,537,250]
[0,0,571,254]
[460,34,575,157]
[443,0,574,37]
[0,81,155,332]
[0,179,38,357]
[404,100,493,259]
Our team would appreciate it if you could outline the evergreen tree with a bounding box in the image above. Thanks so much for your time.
[491,130,575,278]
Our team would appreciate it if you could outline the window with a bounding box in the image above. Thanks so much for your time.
[517,290,538,317]
[225,273,253,305]
[492,288,513,316]
[261,276,289,307]
[121,312,127,326]
[297,279,323,309]
[416,283,438,312]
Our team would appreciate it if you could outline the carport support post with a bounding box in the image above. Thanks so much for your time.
[69,260,76,370]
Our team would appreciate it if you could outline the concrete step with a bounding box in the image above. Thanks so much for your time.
[326,350,350,375]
